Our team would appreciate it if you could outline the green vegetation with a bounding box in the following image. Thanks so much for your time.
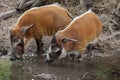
[96,63,110,80]
[96,62,120,80]
[0,58,11,80]
[110,63,120,80]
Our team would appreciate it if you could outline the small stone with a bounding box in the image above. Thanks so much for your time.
[0,46,7,56]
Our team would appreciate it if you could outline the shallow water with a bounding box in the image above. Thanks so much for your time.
[10,56,120,80]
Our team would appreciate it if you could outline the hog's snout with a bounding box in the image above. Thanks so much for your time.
[46,59,54,63]
[10,48,23,61]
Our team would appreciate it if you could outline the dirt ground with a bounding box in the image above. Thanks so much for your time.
[0,0,120,56]
[0,0,120,80]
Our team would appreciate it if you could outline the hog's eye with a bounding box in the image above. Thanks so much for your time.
[51,44,57,49]
[13,37,18,42]
[12,37,22,44]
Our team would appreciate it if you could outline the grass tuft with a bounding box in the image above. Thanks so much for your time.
[0,59,11,80]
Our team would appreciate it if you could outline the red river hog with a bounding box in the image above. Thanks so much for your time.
[46,9,102,63]
[10,4,72,59]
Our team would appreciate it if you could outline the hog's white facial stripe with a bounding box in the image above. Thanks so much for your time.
[55,48,60,53]
[46,53,50,60]
[48,44,60,53]
[58,48,67,59]
[13,39,21,48]
[48,45,52,53]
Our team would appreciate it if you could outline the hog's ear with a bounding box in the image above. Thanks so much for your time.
[61,37,78,44]
[20,24,33,35]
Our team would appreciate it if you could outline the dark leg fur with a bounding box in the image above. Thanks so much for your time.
[87,44,92,56]
[86,43,96,56]
[35,38,44,55]
[78,55,82,63]
[70,53,82,63]
[70,53,75,62]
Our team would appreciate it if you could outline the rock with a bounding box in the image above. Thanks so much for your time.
[0,46,7,56]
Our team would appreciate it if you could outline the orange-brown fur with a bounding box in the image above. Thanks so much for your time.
[55,11,102,54]
[10,5,72,57]
[12,5,72,43]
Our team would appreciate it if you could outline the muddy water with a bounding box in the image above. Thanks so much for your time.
[10,55,120,80]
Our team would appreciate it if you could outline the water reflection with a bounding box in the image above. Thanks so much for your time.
[10,56,120,80]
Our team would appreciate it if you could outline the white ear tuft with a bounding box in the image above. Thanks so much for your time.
[61,37,78,44]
